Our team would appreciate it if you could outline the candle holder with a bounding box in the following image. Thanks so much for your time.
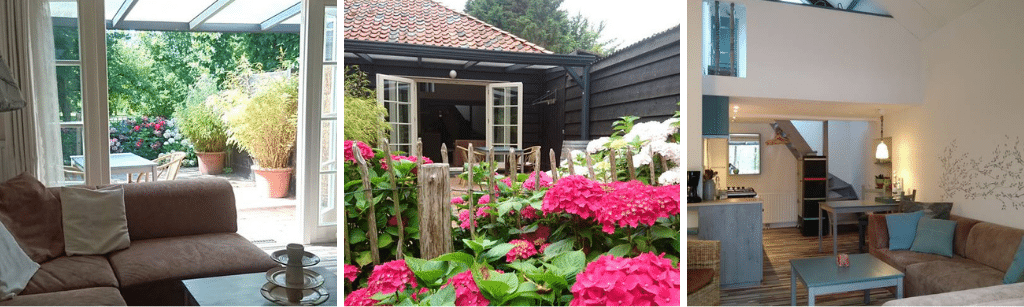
[260,243,329,305]
[837,253,850,267]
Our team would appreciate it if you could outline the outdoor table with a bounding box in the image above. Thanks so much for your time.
[71,153,158,182]
[818,200,898,255]
[473,146,524,173]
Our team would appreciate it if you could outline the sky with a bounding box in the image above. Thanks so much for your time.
[433,0,683,48]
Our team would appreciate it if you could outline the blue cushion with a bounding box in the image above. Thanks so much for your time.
[886,211,925,250]
[1004,237,1024,284]
[910,218,957,257]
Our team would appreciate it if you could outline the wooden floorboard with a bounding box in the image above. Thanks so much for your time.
[720,225,897,306]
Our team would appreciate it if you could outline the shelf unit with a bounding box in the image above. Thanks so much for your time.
[798,156,829,236]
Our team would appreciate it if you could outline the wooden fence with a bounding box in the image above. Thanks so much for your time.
[345,137,667,263]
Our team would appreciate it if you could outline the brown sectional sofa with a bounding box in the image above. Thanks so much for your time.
[868,213,1024,297]
[1,178,279,306]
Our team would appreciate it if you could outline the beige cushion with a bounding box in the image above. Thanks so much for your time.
[0,287,126,306]
[21,255,118,295]
[0,173,64,263]
[0,220,39,301]
[60,186,130,255]
[107,233,279,288]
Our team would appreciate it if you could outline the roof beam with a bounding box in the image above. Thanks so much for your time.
[111,0,139,28]
[847,0,861,9]
[354,53,374,64]
[462,61,479,69]
[344,40,597,67]
[504,64,529,72]
[190,0,235,30]
[260,2,301,31]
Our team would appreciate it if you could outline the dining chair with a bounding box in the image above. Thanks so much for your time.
[519,146,541,173]
[134,152,187,182]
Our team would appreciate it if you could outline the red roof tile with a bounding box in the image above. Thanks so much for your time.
[344,0,552,54]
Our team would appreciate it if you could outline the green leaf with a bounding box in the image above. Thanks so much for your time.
[607,244,631,257]
[551,251,586,278]
[505,261,541,275]
[356,251,372,267]
[542,239,574,259]
[651,225,678,240]
[412,260,448,287]
[486,243,516,261]
[426,286,456,306]
[509,224,539,235]
[526,271,567,290]
[497,199,520,217]
[378,234,394,248]
[386,226,399,236]
[463,238,485,255]
[433,252,476,267]
[478,280,510,300]
[350,228,367,244]
[490,272,519,294]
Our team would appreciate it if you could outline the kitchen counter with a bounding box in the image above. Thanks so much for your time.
[689,198,763,289]
[687,197,761,208]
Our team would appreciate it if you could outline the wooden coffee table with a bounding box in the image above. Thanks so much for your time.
[183,266,336,306]
[790,253,903,306]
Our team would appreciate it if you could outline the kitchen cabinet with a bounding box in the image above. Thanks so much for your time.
[688,198,763,289]
[702,95,729,138]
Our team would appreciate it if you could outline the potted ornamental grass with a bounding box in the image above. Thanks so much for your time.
[177,99,228,175]
[225,73,299,198]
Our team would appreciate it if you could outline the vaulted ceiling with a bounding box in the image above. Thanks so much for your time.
[873,0,985,41]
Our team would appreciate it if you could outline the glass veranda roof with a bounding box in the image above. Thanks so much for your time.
[58,0,307,33]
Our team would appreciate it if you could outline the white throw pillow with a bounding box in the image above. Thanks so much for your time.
[0,220,40,301]
[61,186,130,255]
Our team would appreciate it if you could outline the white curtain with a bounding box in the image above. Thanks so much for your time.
[0,0,62,185]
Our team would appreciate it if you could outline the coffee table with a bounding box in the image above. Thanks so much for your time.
[183,266,336,306]
[790,253,903,306]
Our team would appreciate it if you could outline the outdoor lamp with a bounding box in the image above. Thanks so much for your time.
[0,56,25,113]
[449,70,457,78]
[875,110,889,160]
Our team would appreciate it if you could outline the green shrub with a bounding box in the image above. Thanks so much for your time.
[224,73,298,169]
[344,66,388,146]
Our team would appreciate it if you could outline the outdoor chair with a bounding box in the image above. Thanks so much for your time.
[687,240,721,306]
[63,165,85,182]
[133,152,186,182]
[519,145,541,173]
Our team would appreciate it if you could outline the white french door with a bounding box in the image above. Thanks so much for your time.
[298,0,337,244]
[485,82,524,162]
[376,74,418,154]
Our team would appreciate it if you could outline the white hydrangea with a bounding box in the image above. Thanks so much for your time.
[167,137,176,143]
[649,140,681,165]
[632,148,652,168]
[658,167,680,185]
[587,137,610,154]
[662,117,680,134]
[623,121,673,144]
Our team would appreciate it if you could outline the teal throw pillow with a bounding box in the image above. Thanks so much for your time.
[910,218,957,257]
[1004,237,1024,284]
[886,210,925,250]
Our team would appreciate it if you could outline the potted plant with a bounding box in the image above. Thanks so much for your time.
[225,74,299,198]
[177,99,228,175]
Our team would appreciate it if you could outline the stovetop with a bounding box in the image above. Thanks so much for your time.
[726,186,757,198]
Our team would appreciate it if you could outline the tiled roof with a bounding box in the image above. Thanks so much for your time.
[344,0,552,54]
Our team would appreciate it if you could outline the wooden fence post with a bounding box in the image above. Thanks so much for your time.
[626,147,637,181]
[381,139,405,259]
[550,149,559,183]
[650,151,659,185]
[418,163,453,259]
[486,147,497,231]
[352,152,380,265]
[534,150,541,188]
[440,143,449,165]
[467,143,477,239]
[609,149,617,183]
[584,151,596,179]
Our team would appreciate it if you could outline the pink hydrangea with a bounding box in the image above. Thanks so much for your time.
[541,175,605,219]
[500,177,514,190]
[521,171,553,190]
[343,288,377,306]
[379,155,434,172]
[477,194,491,205]
[451,197,465,204]
[364,259,418,296]
[475,206,490,217]
[442,270,490,306]
[595,181,681,234]
[519,207,541,220]
[539,243,551,254]
[344,264,359,282]
[411,287,430,301]
[571,252,680,306]
[343,140,375,164]
[506,239,538,262]
[457,209,477,229]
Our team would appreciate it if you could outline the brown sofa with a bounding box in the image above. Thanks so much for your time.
[1,178,279,306]
[868,213,1024,297]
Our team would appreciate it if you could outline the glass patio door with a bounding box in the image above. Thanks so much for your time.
[298,0,337,244]
[486,82,524,162]
[376,74,418,154]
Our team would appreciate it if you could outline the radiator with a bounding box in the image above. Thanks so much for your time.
[761,193,797,224]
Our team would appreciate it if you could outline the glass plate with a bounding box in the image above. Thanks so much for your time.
[260,282,329,306]
[265,267,325,289]
[271,250,321,267]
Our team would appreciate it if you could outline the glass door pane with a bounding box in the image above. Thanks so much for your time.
[485,82,523,165]
[52,0,84,185]
[376,74,417,154]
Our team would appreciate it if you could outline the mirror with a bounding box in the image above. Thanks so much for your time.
[728,133,760,175]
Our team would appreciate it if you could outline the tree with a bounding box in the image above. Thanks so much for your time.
[465,0,617,55]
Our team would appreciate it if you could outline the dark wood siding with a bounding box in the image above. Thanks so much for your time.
[552,26,680,140]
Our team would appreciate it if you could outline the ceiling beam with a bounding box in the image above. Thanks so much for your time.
[260,2,301,31]
[111,0,139,28]
[190,0,235,30]
[847,0,861,9]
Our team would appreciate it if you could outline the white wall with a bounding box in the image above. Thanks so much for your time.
[792,120,823,154]
[827,121,869,199]
[687,0,704,172]
[891,0,1024,229]
[729,123,799,223]
[702,0,922,105]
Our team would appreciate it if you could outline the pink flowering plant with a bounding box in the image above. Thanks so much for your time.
[344,140,433,287]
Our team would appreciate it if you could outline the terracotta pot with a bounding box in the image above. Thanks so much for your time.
[195,151,225,175]
[254,167,293,198]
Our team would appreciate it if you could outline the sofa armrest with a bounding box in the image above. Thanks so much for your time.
[116,178,237,240]
[868,212,890,252]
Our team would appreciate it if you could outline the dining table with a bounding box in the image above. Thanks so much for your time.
[818,200,899,255]
[473,146,524,173]
[71,153,158,182]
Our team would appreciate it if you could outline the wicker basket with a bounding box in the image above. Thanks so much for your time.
[687,240,721,306]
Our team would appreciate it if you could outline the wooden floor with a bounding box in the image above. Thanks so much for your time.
[720,225,897,306]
